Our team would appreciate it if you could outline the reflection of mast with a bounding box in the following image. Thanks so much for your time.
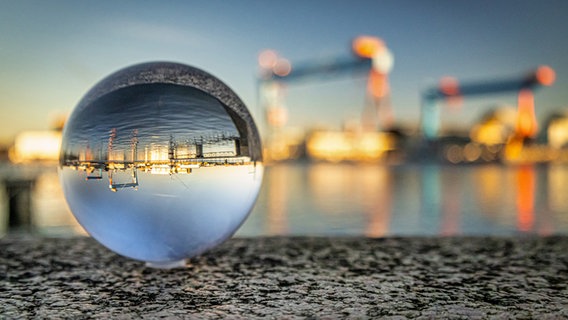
[86,168,103,180]
[107,128,116,161]
[131,129,138,162]
[235,138,241,156]
[109,167,138,192]
[195,137,204,158]
[169,135,176,162]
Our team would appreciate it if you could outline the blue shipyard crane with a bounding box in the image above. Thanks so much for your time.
[421,65,556,139]
[257,36,394,132]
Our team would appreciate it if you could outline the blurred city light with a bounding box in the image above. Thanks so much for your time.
[9,131,61,163]
[536,65,556,86]
[352,36,384,59]
[306,131,395,162]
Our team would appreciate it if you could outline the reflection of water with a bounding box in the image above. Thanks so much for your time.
[239,163,568,236]
[3,163,568,237]
[62,84,241,162]
[32,171,84,234]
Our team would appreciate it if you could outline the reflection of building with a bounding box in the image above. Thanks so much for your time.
[9,130,62,163]
[545,112,568,149]
[306,131,396,162]
[108,167,138,192]
[62,130,254,192]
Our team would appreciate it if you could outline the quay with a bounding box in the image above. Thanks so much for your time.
[1,235,567,318]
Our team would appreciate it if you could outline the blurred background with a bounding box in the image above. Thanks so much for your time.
[1,0,568,237]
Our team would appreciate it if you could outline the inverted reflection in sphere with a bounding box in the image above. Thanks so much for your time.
[59,62,263,268]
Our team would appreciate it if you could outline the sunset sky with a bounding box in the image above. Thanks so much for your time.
[1,0,567,144]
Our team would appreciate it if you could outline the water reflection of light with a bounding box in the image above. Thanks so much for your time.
[473,165,509,215]
[440,168,461,236]
[8,162,568,237]
[420,166,441,233]
[267,165,289,235]
[516,165,535,232]
[548,165,568,213]
[309,163,353,214]
[308,164,392,236]
[32,171,85,235]
[360,165,391,238]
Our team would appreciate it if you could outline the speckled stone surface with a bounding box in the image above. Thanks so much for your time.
[1,236,567,319]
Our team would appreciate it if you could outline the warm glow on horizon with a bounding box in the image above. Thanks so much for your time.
[548,117,568,149]
[307,131,395,162]
[9,130,61,163]
[470,119,509,145]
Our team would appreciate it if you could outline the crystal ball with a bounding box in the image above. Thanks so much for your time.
[59,62,263,268]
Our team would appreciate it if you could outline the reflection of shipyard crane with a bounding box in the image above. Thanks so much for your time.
[108,167,138,192]
[258,35,395,132]
[107,128,139,192]
[421,66,556,139]
[77,129,251,191]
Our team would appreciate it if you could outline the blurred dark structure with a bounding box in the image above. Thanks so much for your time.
[4,178,34,232]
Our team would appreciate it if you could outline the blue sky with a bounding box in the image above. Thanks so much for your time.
[1,0,567,143]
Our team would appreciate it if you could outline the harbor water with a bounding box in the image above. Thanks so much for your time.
[1,162,568,237]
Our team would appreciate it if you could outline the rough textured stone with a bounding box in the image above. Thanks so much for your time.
[1,236,567,319]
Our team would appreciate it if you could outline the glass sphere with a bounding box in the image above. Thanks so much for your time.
[59,62,263,267]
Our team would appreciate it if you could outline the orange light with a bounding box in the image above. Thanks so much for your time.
[367,70,388,98]
[352,36,384,58]
[9,131,62,163]
[516,166,535,232]
[273,58,291,77]
[266,106,288,128]
[258,50,278,69]
[439,77,460,96]
[439,76,462,109]
[306,131,394,162]
[516,89,538,138]
[536,65,555,86]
